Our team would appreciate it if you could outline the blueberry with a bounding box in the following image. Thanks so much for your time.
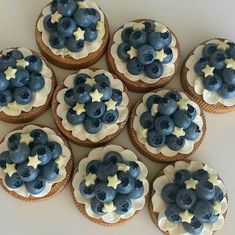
[173,110,192,129]
[66,108,86,125]
[194,58,209,76]
[103,151,123,165]
[88,8,101,24]
[176,189,197,210]
[143,20,155,34]
[146,95,162,111]
[0,151,11,168]
[101,109,119,124]
[94,73,110,86]
[17,162,39,182]
[184,122,200,141]
[111,89,122,105]
[0,89,12,106]
[223,68,235,85]
[58,17,76,37]
[128,161,140,178]
[95,183,116,203]
[63,89,75,107]
[7,133,21,150]
[147,129,166,148]
[28,72,45,92]
[41,161,59,181]
[84,117,102,133]
[116,172,135,194]
[196,180,215,200]
[13,87,33,105]
[148,32,165,50]
[162,47,173,64]
[137,44,155,65]
[128,179,144,199]
[203,74,223,91]
[126,58,144,75]
[84,27,97,42]
[47,141,62,160]
[202,43,217,58]
[74,8,93,27]
[9,144,30,164]
[7,49,23,60]
[73,84,91,103]
[31,144,52,165]
[161,32,172,46]
[155,116,174,136]
[96,162,117,181]
[158,97,177,116]
[164,91,182,102]
[0,55,16,72]
[145,60,164,79]
[5,173,24,189]
[186,104,197,120]
[30,129,48,144]
[228,45,235,59]
[114,194,132,215]
[121,27,133,42]
[165,204,182,224]
[86,101,105,118]
[218,83,235,99]
[10,68,30,88]
[79,180,95,200]
[183,217,204,234]
[49,31,66,49]
[0,72,9,91]
[74,73,90,86]
[214,186,224,201]
[50,0,58,13]
[209,51,228,70]
[208,214,219,224]
[161,183,179,203]
[194,200,214,223]
[174,169,191,187]
[93,83,112,101]
[43,15,57,32]
[90,198,105,215]
[193,169,209,181]
[58,0,77,17]
[25,176,46,195]
[129,30,147,48]
[117,42,131,62]
[25,55,43,73]
[86,160,102,174]
[66,37,85,52]
[140,111,155,129]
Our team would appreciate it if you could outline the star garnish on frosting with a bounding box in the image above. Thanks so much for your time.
[185,178,199,190]
[177,99,189,110]
[225,58,235,70]
[90,89,103,102]
[20,133,33,145]
[16,59,29,68]
[202,65,214,77]
[156,24,167,33]
[73,103,85,115]
[102,202,117,213]
[73,27,85,41]
[138,127,148,140]
[117,163,130,172]
[27,155,41,169]
[127,46,137,59]
[155,49,167,62]
[78,1,89,8]
[173,127,185,138]
[105,99,117,111]
[3,163,17,177]
[51,11,62,24]
[133,22,145,31]
[4,67,17,80]
[208,174,219,186]
[213,201,222,215]
[84,173,97,187]
[217,41,229,51]
[55,155,67,168]
[7,101,21,110]
[107,175,121,189]
[151,103,159,116]
[180,210,194,223]
[85,77,96,87]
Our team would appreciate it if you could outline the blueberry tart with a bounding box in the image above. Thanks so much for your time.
[128,89,206,162]
[0,125,73,201]
[107,19,180,92]
[52,68,130,147]
[71,145,149,226]
[149,160,228,234]
[36,0,109,70]
[181,38,235,113]
[0,48,56,123]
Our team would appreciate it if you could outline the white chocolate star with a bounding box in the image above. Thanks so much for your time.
[78,1,89,8]
[185,178,199,190]
[180,210,194,223]
[151,103,159,116]
[213,201,222,215]
[105,99,117,111]
[85,77,96,87]
[7,101,21,110]
[177,99,189,110]
[73,103,85,115]
[217,41,229,51]
[4,67,17,80]
[90,89,103,102]
[20,133,33,145]
[127,46,137,59]
[133,22,145,31]
[225,58,235,69]
[155,49,167,62]
[96,21,103,31]
[107,175,121,189]
[173,126,185,138]
[156,24,167,33]
[84,173,97,187]
[73,27,85,41]
[208,174,219,186]
[117,163,130,172]
[3,163,17,177]
[102,202,116,213]
[16,59,29,68]
[27,155,41,169]
[51,11,62,24]
[137,127,148,140]
[202,65,215,77]
[55,155,67,168]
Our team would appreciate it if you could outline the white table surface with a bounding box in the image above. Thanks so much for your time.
[0,0,234,234]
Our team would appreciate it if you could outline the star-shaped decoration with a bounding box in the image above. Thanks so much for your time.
[156,24,167,33]
[55,155,67,168]
[7,101,21,110]
[73,27,85,41]
[27,155,41,169]
[4,67,17,80]
[16,59,29,68]
[202,65,215,77]
[217,41,229,51]
[107,175,121,189]
[138,127,148,139]
[73,103,86,115]
[20,133,33,145]
[84,173,97,187]
[213,201,222,215]
[177,99,189,110]
[102,202,116,213]
[3,163,17,177]
[90,89,103,102]
[127,46,137,59]
[85,77,96,87]
[105,99,117,111]
[133,22,145,31]
[78,1,89,8]
[151,103,159,116]
[185,178,199,190]
[96,21,103,31]
[180,210,194,223]
[117,163,130,172]
[155,49,167,62]
[225,58,235,70]
[208,174,219,186]
[173,126,185,138]
[51,11,62,24]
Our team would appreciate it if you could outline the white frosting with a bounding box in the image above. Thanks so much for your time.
[133,90,204,157]
[37,0,106,60]
[0,125,71,198]
[152,161,228,235]
[0,48,52,116]
[111,21,179,84]
[72,145,149,224]
[56,69,129,142]
[186,39,235,106]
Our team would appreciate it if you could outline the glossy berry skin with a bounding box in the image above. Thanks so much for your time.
[43,15,57,32]
[96,162,117,182]
[74,8,93,28]
[161,32,172,46]
[17,162,39,182]
[95,183,116,203]
[66,108,86,125]
[218,83,235,99]
[10,69,30,88]
[57,0,77,17]
[89,8,101,24]
[127,58,144,75]
[50,0,58,13]
[137,44,155,65]
[194,200,214,223]
[9,143,30,164]
[121,27,133,42]
[41,161,59,181]
[162,47,173,64]
[140,111,155,129]
[203,75,222,91]
[143,20,155,34]
[94,73,110,86]
[193,169,209,181]
[25,176,46,195]
[164,91,182,102]
[129,30,147,48]
[147,129,166,148]
[183,217,204,234]
[146,95,162,111]
[128,179,144,199]
[79,180,95,200]
[128,161,140,178]
[7,133,21,150]
[116,172,135,194]
[114,194,132,215]
[103,151,123,165]
[209,51,228,70]
[195,180,215,200]
[7,49,24,61]
[145,60,164,79]
[194,58,209,76]
[161,183,179,203]
[223,68,235,85]
[155,116,174,136]
[86,160,102,174]
[0,72,9,91]
[47,141,62,160]
[31,144,52,165]
[30,129,48,145]
[28,72,45,92]
[5,173,24,189]
[165,204,182,224]
[0,151,11,168]
[117,42,130,62]
[93,83,112,101]
[0,55,16,72]
[84,27,98,42]
[147,32,165,50]
[0,89,13,106]
[25,55,43,73]
[202,43,217,58]
[214,186,224,201]
[101,109,119,124]
[64,89,76,107]
[184,122,201,141]
[66,37,85,52]
[90,198,106,215]
[173,110,192,129]
[86,101,105,118]
[174,169,191,187]
[13,87,33,105]
[57,17,77,37]
[74,73,90,86]
[176,189,197,210]
[84,117,102,134]
[49,31,66,49]
[187,104,197,120]
[111,89,122,105]
[73,84,91,103]
[158,97,177,116]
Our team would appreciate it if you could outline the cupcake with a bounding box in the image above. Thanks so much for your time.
[107,19,180,92]
[71,145,149,226]
[181,38,235,113]
[0,47,56,123]
[52,68,130,147]
[149,160,228,234]
[0,125,73,201]
[128,89,206,162]
[36,0,109,70]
